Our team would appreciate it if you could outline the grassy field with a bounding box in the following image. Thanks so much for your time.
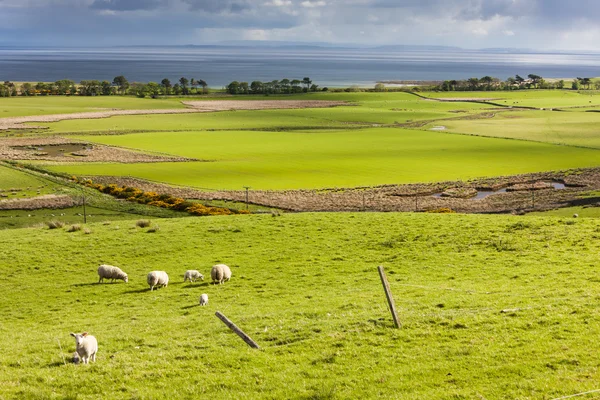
[46,127,600,190]
[430,109,600,149]
[1,212,600,399]
[0,164,64,197]
[0,96,186,118]
[422,89,600,109]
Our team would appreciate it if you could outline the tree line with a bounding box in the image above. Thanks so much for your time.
[226,77,324,94]
[0,76,209,97]
[436,74,600,91]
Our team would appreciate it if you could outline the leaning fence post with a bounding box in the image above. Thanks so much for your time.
[215,311,260,349]
[378,266,401,328]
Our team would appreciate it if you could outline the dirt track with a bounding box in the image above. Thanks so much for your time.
[0,100,348,130]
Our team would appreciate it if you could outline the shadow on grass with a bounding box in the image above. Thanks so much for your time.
[123,288,151,294]
[182,304,199,310]
[72,282,128,287]
[179,283,209,289]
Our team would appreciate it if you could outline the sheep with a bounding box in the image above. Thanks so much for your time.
[70,332,98,365]
[573,213,579,218]
[199,293,209,306]
[97,264,128,283]
[147,271,169,291]
[183,270,204,283]
[211,264,232,285]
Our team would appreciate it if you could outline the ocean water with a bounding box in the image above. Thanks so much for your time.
[1,47,600,88]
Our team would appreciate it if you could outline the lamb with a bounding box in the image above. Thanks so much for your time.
[199,293,209,306]
[147,271,169,291]
[183,270,204,283]
[97,264,128,283]
[211,264,232,285]
[70,332,98,365]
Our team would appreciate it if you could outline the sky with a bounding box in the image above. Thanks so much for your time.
[1,0,600,50]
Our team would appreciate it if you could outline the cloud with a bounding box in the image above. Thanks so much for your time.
[90,0,163,11]
[181,0,250,13]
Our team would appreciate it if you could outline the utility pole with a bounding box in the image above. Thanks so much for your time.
[243,186,251,211]
[81,187,87,224]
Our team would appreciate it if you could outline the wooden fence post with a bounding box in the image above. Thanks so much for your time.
[378,266,401,328]
[215,311,260,349]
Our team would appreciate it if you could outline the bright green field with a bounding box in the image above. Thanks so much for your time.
[0,96,185,118]
[0,164,62,197]
[48,127,600,190]
[432,109,600,149]
[422,90,600,109]
[1,212,600,399]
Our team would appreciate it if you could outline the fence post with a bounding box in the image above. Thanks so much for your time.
[215,311,260,349]
[378,266,401,328]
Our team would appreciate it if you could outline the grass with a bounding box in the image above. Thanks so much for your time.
[432,109,600,149]
[0,206,168,230]
[1,212,600,399]
[422,89,600,109]
[0,96,185,118]
[0,164,64,198]
[47,127,600,190]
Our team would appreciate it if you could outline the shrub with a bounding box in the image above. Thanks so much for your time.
[46,220,64,229]
[136,219,152,228]
[67,224,82,232]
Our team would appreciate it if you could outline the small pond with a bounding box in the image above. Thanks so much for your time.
[433,182,566,200]
[11,144,91,157]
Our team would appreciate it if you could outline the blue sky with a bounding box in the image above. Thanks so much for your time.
[1,0,600,49]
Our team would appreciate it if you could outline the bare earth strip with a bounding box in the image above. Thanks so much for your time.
[87,168,600,214]
[0,137,195,163]
[0,100,348,130]
[0,194,77,210]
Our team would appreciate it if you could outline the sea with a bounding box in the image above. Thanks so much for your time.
[1,46,600,88]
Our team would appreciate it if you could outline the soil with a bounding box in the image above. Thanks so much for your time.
[85,167,600,215]
[0,194,77,210]
[0,137,194,163]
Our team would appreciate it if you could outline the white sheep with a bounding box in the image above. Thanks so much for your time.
[147,271,169,291]
[97,264,128,283]
[211,264,231,285]
[199,293,209,306]
[183,270,204,283]
[70,332,98,365]
[573,213,579,218]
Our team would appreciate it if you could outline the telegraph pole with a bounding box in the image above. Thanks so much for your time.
[243,186,251,211]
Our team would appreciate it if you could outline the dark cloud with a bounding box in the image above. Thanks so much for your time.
[90,0,163,11]
[181,0,250,13]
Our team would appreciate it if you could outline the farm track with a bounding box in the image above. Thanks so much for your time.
[86,168,600,215]
[0,100,348,130]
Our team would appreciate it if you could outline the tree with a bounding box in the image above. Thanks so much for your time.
[291,79,302,93]
[190,78,198,93]
[55,79,75,95]
[302,77,312,92]
[20,82,34,96]
[198,79,208,94]
[146,82,161,98]
[112,75,129,94]
[467,77,480,90]
[226,81,240,95]
[179,77,189,95]
[239,82,249,94]
[172,83,182,95]
[101,81,113,95]
[280,78,291,93]
[572,79,581,90]
[161,78,172,95]
[480,76,494,90]
[374,83,386,92]
[310,84,319,92]
[250,81,263,94]
[528,74,543,88]
[557,80,565,89]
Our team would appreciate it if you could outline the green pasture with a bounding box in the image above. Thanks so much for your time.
[432,109,600,149]
[529,206,600,218]
[0,206,165,230]
[422,89,600,109]
[0,164,62,197]
[1,212,600,399]
[0,96,185,118]
[47,127,600,190]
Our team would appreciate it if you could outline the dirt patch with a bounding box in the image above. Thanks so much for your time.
[0,194,77,210]
[0,137,194,163]
[0,100,348,130]
[86,167,600,214]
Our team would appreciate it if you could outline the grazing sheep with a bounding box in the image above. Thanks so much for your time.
[183,270,204,283]
[199,293,209,306]
[573,213,579,218]
[147,271,169,291]
[211,264,232,285]
[97,264,128,283]
[70,332,98,365]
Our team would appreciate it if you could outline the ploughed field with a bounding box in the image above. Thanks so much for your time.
[1,212,599,399]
